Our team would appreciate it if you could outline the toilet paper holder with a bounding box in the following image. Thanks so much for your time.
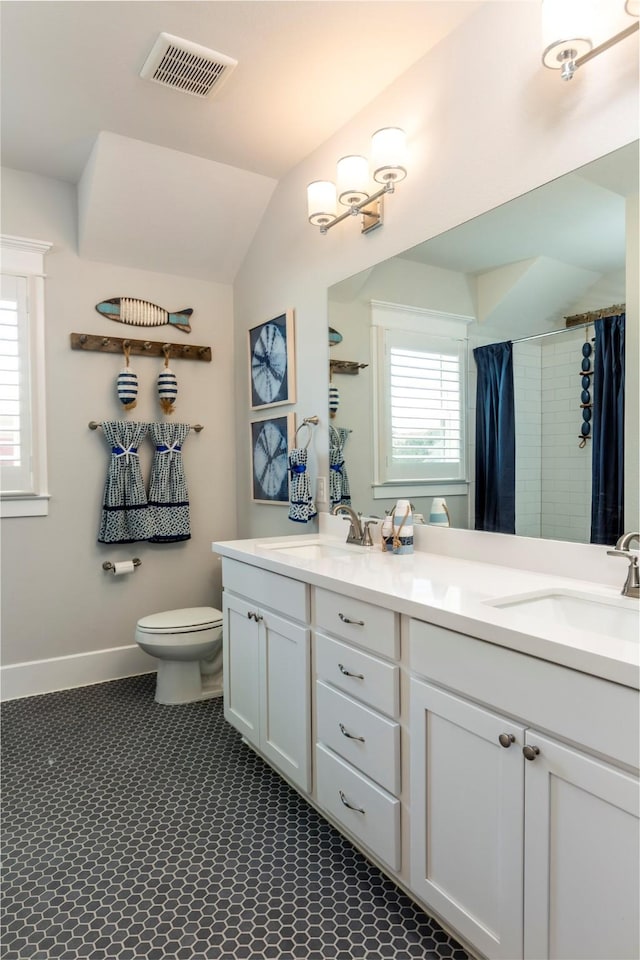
[102,558,142,572]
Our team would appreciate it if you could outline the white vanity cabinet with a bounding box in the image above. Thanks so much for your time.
[313,588,402,871]
[409,618,640,960]
[222,559,311,792]
[410,679,525,960]
[523,731,639,960]
[214,540,639,960]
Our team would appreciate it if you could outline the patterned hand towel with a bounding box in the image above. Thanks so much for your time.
[98,421,152,544]
[329,426,352,509]
[288,447,317,523]
[148,422,191,543]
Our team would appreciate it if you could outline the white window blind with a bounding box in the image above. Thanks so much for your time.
[377,327,466,484]
[0,235,51,517]
[0,274,31,492]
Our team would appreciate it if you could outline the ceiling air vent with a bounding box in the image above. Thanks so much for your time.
[140,32,237,99]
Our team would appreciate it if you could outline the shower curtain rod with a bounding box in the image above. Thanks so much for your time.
[511,303,625,345]
[511,321,592,345]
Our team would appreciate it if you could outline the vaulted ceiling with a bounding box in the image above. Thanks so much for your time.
[1,1,483,281]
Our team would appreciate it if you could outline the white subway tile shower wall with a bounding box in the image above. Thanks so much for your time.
[540,333,591,543]
[514,342,542,538]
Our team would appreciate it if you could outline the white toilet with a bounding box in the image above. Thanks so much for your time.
[135,606,223,705]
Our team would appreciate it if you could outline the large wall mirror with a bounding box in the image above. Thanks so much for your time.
[328,141,638,545]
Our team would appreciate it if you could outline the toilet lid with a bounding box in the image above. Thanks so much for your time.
[137,606,222,631]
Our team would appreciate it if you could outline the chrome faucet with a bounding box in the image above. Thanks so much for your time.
[332,504,377,546]
[607,532,640,599]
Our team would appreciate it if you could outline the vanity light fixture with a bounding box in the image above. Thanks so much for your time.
[542,0,639,81]
[307,127,407,235]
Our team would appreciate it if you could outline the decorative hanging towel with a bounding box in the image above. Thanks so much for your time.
[329,426,352,509]
[147,422,191,543]
[158,347,178,414]
[288,447,317,523]
[116,342,138,410]
[337,427,351,505]
[98,421,153,544]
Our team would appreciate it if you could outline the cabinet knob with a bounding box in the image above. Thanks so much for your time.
[523,745,540,761]
[339,789,365,815]
[498,733,516,748]
[246,611,254,620]
[339,722,365,743]
[338,663,364,680]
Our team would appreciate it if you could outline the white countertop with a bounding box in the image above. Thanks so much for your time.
[212,534,640,690]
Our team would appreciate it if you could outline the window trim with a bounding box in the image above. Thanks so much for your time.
[371,301,472,491]
[0,235,52,518]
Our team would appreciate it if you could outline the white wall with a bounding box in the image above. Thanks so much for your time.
[233,1,638,538]
[0,168,236,677]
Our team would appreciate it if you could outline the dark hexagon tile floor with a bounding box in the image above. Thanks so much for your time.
[1,674,471,959]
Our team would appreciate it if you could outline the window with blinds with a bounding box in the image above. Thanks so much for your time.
[0,235,51,516]
[0,274,31,493]
[378,327,466,483]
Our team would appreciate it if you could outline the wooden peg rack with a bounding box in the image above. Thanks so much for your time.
[70,333,212,362]
[330,359,368,376]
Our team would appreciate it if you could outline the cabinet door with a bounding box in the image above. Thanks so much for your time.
[222,592,260,746]
[410,679,525,960]
[524,731,640,960]
[259,609,311,793]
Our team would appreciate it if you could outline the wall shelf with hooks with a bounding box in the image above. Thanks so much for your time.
[330,359,368,376]
[70,333,212,362]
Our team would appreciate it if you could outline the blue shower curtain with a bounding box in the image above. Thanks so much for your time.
[591,313,625,545]
[473,341,515,534]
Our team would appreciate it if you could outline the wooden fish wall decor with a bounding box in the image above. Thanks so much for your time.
[95,297,193,333]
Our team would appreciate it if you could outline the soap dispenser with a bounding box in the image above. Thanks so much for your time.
[381,510,394,551]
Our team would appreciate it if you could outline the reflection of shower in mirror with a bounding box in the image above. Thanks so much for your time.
[327,142,638,546]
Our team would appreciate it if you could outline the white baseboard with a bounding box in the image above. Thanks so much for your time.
[0,644,155,701]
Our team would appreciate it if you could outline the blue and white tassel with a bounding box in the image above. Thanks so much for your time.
[158,347,178,415]
[116,342,138,410]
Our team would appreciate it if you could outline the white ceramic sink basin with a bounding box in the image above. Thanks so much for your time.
[486,589,639,643]
[257,538,361,560]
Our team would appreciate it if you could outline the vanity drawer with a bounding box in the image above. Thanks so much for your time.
[316,680,400,795]
[315,632,400,718]
[409,618,640,770]
[316,743,401,872]
[222,558,308,622]
[315,587,398,659]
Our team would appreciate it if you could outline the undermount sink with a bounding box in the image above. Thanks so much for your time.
[257,538,361,560]
[485,589,639,643]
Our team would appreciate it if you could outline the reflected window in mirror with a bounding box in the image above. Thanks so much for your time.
[372,304,470,490]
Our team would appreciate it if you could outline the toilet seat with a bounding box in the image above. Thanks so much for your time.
[136,606,222,635]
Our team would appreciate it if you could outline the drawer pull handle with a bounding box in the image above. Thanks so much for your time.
[338,663,364,680]
[246,611,263,622]
[339,613,365,626]
[498,733,515,748]
[339,790,365,815]
[523,745,540,761]
[339,722,365,743]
